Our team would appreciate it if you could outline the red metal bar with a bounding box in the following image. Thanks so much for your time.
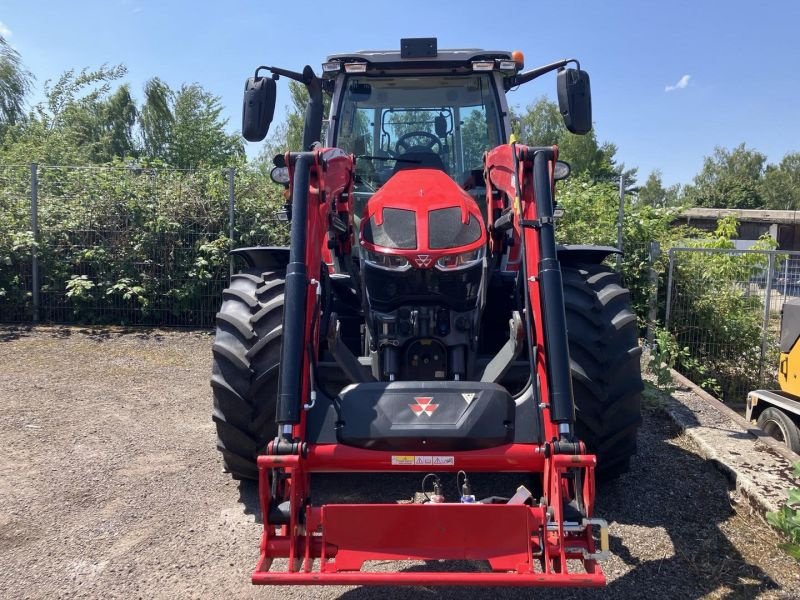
[295,443,547,472]
[253,571,605,587]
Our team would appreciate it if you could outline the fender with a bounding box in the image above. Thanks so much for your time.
[230,246,290,270]
[556,244,621,265]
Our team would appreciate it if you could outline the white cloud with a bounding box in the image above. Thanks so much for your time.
[0,21,12,38]
[665,74,691,92]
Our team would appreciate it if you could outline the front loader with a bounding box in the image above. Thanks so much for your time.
[211,38,643,587]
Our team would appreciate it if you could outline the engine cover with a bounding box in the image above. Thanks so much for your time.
[360,168,487,271]
[336,381,514,451]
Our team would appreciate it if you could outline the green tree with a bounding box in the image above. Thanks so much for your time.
[0,64,128,164]
[515,97,562,146]
[0,35,33,132]
[762,152,800,210]
[100,84,138,159]
[280,80,333,153]
[638,169,682,208]
[167,84,244,169]
[685,143,767,209]
[139,77,173,161]
[511,97,626,182]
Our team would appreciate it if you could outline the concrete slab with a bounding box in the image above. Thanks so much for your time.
[663,369,799,514]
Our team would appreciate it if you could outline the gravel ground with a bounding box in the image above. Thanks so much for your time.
[1,325,799,600]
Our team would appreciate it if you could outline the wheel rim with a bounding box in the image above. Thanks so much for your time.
[762,419,787,444]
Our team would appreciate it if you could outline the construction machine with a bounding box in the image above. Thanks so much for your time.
[211,38,643,587]
[747,298,800,454]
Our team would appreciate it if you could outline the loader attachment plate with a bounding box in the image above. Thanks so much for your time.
[253,502,605,586]
[321,504,532,569]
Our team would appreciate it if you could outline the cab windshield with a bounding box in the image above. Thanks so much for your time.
[333,74,503,191]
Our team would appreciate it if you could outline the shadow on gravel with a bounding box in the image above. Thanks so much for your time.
[75,327,165,341]
[238,479,262,524]
[0,326,32,342]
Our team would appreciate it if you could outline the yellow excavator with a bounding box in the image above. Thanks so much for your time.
[747,298,800,454]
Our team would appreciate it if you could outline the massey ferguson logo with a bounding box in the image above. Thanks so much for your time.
[410,396,438,417]
[415,255,432,267]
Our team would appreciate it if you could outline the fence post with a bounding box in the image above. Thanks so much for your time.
[616,174,624,271]
[646,240,660,346]
[783,253,789,297]
[30,163,40,323]
[228,167,235,278]
[664,248,675,332]
[759,251,776,385]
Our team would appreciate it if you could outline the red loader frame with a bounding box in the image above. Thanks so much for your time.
[252,144,608,587]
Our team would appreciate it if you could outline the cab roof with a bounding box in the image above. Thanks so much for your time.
[325,39,513,74]
[326,48,513,64]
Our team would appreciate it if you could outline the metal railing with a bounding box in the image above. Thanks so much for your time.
[665,247,800,404]
[0,164,288,327]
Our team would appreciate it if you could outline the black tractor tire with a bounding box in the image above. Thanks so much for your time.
[211,269,285,479]
[562,262,643,479]
[757,407,800,454]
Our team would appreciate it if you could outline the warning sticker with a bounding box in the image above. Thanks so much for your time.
[391,455,455,466]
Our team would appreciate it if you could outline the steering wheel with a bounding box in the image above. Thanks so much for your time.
[395,131,442,155]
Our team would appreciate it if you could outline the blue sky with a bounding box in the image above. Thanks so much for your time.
[2,0,798,186]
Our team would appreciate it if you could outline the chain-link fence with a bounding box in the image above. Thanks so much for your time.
[0,164,287,328]
[0,165,34,322]
[665,247,800,406]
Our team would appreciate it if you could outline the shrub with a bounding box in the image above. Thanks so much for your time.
[767,463,800,559]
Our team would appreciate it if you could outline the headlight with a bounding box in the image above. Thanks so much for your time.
[363,249,412,271]
[435,247,484,271]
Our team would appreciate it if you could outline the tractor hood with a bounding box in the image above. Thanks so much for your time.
[360,168,486,265]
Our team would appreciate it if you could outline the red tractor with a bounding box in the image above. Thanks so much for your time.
[211,38,642,587]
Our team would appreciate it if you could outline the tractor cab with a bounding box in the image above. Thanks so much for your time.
[322,47,513,224]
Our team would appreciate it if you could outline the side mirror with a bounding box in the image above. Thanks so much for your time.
[557,68,592,135]
[242,76,276,142]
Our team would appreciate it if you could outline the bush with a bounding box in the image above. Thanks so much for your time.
[0,162,288,326]
[767,463,800,559]
[556,177,775,400]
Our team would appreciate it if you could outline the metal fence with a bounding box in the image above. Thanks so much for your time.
[0,164,287,328]
[664,247,800,405]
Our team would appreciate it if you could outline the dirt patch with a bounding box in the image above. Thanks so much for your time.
[0,325,799,599]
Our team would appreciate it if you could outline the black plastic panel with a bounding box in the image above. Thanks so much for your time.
[336,381,514,451]
[400,38,438,59]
